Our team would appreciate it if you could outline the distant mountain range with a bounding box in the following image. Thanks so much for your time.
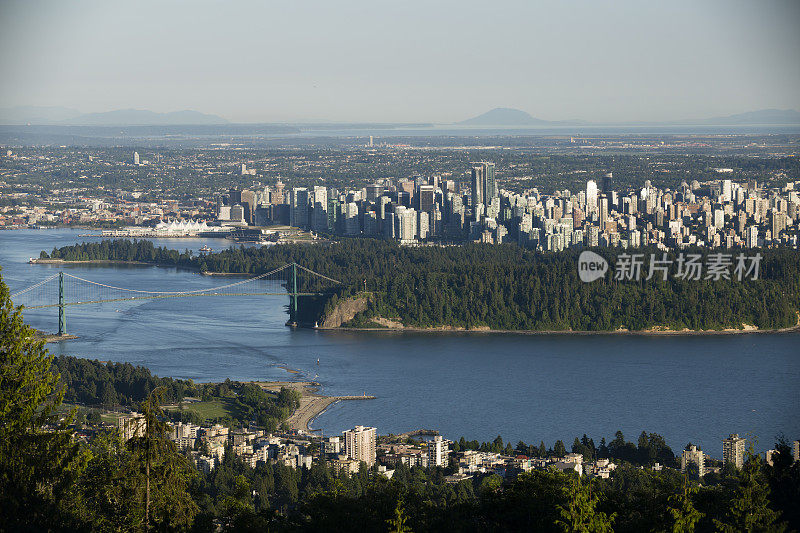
[459,107,800,126]
[0,106,228,125]
[2,105,798,127]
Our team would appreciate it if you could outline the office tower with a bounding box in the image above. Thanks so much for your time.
[241,163,247,175]
[681,445,705,477]
[602,172,613,193]
[240,189,255,224]
[343,202,360,235]
[229,204,245,223]
[793,440,799,463]
[366,184,383,202]
[427,436,448,467]
[418,184,435,213]
[344,426,376,466]
[311,186,329,232]
[722,179,733,202]
[229,188,243,206]
[586,180,598,215]
[290,188,310,228]
[598,195,609,232]
[470,165,484,208]
[723,434,746,469]
[133,151,140,165]
[368,135,374,147]
[273,180,285,205]
[470,161,497,204]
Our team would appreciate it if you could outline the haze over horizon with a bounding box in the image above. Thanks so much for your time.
[1,0,798,124]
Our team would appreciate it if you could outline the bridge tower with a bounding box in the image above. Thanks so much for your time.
[290,262,298,322]
[58,271,65,335]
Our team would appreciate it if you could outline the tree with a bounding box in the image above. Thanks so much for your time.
[0,268,84,529]
[387,497,413,533]
[556,476,615,533]
[126,386,199,530]
[714,441,787,533]
[666,476,704,533]
[554,440,567,458]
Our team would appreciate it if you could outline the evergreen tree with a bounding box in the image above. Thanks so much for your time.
[556,476,615,533]
[666,476,704,533]
[0,268,85,529]
[714,443,787,533]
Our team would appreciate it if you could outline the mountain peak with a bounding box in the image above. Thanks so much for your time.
[459,107,549,126]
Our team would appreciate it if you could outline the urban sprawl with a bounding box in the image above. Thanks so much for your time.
[2,148,799,251]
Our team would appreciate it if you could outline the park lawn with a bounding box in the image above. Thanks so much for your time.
[166,397,247,423]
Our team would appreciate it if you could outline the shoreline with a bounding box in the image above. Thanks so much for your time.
[251,380,375,432]
[30,260,800,337]
[322,324,800,336]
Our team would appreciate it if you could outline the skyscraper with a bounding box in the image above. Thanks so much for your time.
[470,162,497,206]
[586,180,598,215]
[598,195,609,232]
[470,165,484,208]
[312,186,329,232]
[344,425,376,466]
[602,172,613,193]
[418,184,435,213]
[133,151,140,165]
[722,434,746,469]
[290,188,310,228]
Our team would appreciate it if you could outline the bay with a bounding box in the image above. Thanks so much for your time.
[1,228,798,456]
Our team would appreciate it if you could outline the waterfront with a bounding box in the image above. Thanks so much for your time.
[2,228,799,455]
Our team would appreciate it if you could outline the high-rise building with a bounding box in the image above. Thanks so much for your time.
[602,172,613,193]
[586,180,598,215]
[427,436,448,467]
[723,434,746,469]
[598,195,609,232]
[312,186,329,232]
[418,184,435,213]
[793,440,799,463]
[746,226,759,248]
[344,425,376,466]
[290,188,310,228]
[722,179,733,202]
[470,165,484,208]
[681,445,705,477]
[470,162,497,206]
[133,151,140,166]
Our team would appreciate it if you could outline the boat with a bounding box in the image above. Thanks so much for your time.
[199,245,213,253]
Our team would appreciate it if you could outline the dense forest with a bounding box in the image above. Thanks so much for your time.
[52,356,300,430]
[43,239,800,331]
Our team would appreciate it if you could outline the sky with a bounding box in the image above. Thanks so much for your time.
[1,0,799,123]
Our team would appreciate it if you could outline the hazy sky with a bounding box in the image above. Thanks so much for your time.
[1,0,798,123]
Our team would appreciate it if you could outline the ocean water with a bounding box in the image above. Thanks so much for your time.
[1,229,798,456]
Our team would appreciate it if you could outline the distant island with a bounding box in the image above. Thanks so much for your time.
[458,107,800,127]
[0,106,228,126]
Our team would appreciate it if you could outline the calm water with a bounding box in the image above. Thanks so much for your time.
[2,229,798,456]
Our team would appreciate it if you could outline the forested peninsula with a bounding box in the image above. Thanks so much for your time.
[40,239,800,333]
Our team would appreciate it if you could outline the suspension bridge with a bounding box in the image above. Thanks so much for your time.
[10,263,340,335]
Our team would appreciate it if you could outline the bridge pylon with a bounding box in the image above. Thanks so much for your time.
[58,271,65,336]
[290,262,299,322]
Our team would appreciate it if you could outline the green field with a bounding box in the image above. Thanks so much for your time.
[166,398,246,423]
